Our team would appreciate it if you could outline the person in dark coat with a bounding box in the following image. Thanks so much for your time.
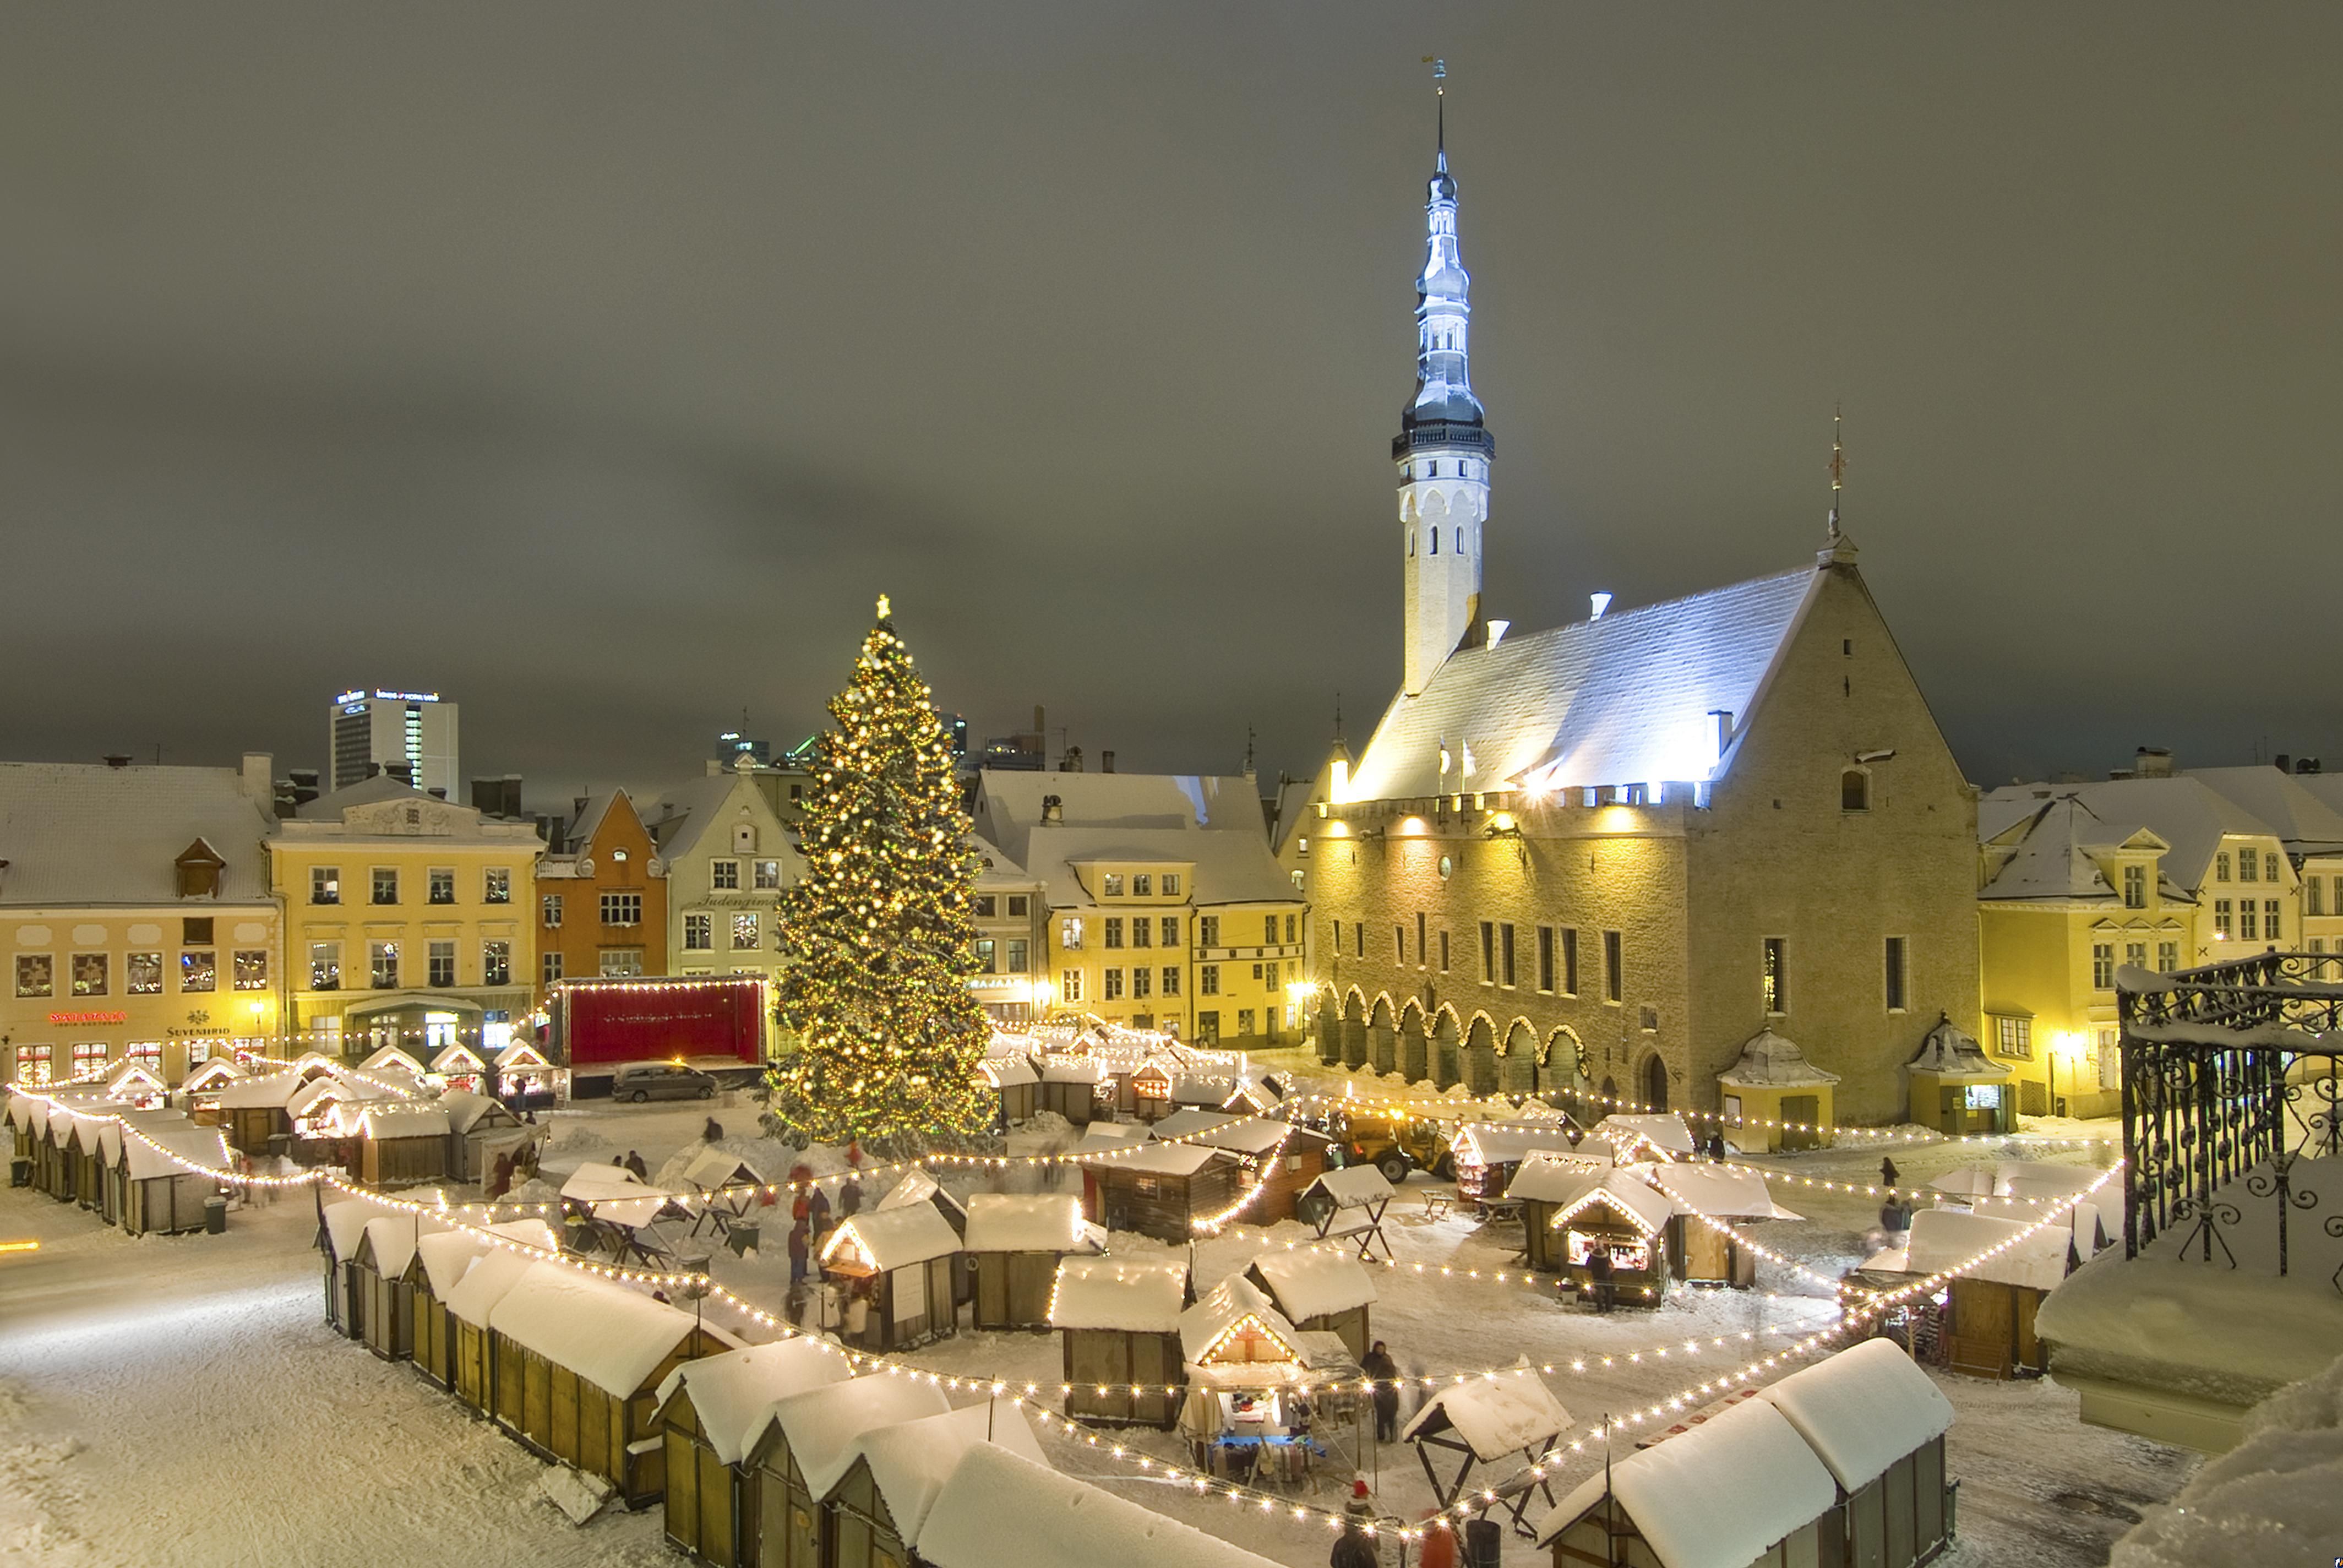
[787,1217,810,1286]
[1706,1128,1728,1162]
[1361,1340,1401,1442]
[808,1183,833,1236]
[1880,1156,1901,1189]
[704,1116,724,1144]
[1330,1522,1378,1568]
[624,1149,650,1181]
[1585,1244,1616,1314]
[839,1173,864,1218]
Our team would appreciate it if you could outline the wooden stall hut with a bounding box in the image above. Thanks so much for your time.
[353,1211,447,1362]
[1403,1374,1573,1521]
[1245,1249,1376,1360]
[1180,1275,1305,1382]
[1505,1148,1618,1272]
[443,1222,556,1414]
[1642,1162,1802,1288]
[359,1044,430,1082]
[1904,1015,2013,1136]
[745,1376,949,1568]
[1594,1113,1699,1164]
[819,1205,962,1352]
[412,1229,491,1390]
[919,1444,1289,1568]
[876,1164,969,1234]
[1037,1058,1102,1125]
[61,1102,127,1210]
[1148,1106,1234,1142]
[18,1094,67,1199]
[1534,1391,1838,1568]
[90,1107,185,1224]
[214,1069,301,1155]
[1128,1058,1176,1121]
[102,1060,168,1108]
[978,1053,1040,1126]
[1293,1166,1398,1260]
[319,1195,391,1337]
[110,1121,232,1236]
[1450,1119,1584,1211]
[824,1399,1049,1568]
[1904,1207,2070,1379]
[1757,1339,1959,1568]
[962,1193,1105,1330]
[348,1104,452,1187]
[493,1038,560,1106]
[653,1339,848,1567]
[1543,1168,1677,1306]
[1190,1119,1330,1226]
[176,1057,243,1123]
[1716,1028,1841,1152]
[438,1090,527,1184]
[1048,1256,1190,1427]
[34,1093,113,1201]
[429,1040,489,1093]
[486,1260,735,1505]
[1094,1141,1241,1243]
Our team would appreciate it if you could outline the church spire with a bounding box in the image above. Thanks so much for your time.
[1396,59,1494,698]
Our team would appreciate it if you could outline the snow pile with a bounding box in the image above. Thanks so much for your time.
[2037,1246,2343,1407]
[1756,1339,1954,1491]
[920,1442,1283,1568]
[541,1122,611,1158]
[536,1462,612,1525]
[849,1399,1047,1549]
[2111,1346,2343,1568]
[1402,1363,1571,1459]
[1250,1248,1377,1321]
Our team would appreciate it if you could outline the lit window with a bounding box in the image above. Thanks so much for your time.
[2215,899,2232,939]
[1160,874,1181,897]
[483,941,511,986]
[15,954,53,998]
[311,867,340,905]
[370,942,400,989]
[754,860,782,890]
[310,943,341,991]
[542,895,564,928]
[484,867,511,903]
[1103,873,1124,897]
[1134,873,1152,896]
[1061,917,1085,951]
[1762,938,1788,1014]
[127,951,164,995]
[233,951,269,990]
[428,867,456,905]
[598,949,644,977]
[1995,1016,2033,1059]
[1061,970,1083,1003]
[684,913,713,950]
[15,1043,52,1085]
[732,913,760,950]
[179,951,214,993]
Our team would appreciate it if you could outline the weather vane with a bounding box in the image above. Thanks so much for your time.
[1423,57,1447,152]
[1827,407,1846,542]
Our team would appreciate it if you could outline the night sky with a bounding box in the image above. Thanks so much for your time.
[4,6,2336,806]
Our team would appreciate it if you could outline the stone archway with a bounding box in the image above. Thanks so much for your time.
[1641,1052,1671,1112]
[1367,996,1398,1076]
[1431,1008,1462,1090]
[1501,1021,1539,1096]
[1463,1016,1501,1098]
[1400,1003,1430,1085]
[1341,990,1369,1070]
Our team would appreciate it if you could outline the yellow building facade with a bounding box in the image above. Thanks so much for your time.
[269,776,541,1061]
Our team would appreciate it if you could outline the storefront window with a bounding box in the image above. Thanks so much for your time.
[181,950,216,993]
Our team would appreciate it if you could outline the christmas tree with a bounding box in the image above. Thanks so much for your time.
[766,596,993,1148]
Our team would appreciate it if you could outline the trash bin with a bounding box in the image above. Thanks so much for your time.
[203,1195,228,1234]
[8,1156,29,1189]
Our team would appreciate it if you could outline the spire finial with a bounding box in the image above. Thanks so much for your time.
[1826,405,1845,543]
[1333,692,1344,743]
[1424,56,1446,164]
[875,592,892,620]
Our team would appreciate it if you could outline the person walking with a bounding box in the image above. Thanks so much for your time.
[1415,1514,1457,1568]
[1706,1127,1728,1162]
[1361,1340,1402,1443]
[624,1148,650,1182]
[1330,1521,1378,1568]
[839,1173,864,1218]
[1880,1155,1900,1190]
[787,1217,810,1288]
[1585,1244,1616,1314]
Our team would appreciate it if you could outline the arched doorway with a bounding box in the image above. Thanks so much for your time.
[1642,1053,1670,1112]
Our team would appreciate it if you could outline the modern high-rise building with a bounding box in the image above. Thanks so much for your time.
[329,689,460,798]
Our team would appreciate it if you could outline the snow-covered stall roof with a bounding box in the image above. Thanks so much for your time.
[1642,1163,1801,1222]
[1300,1165,1396,1211]
[215,1070,303,1109]
[1250,1249,1377,1321]
[1535,1395,1837,1568]
[821,1204,962,1271]
[878,1166,968,1226]
[352,1104,452,1139]
[1904,1207,2071,1292]
[675,1146,767,1192]
[429,1042,487,1074]
[1048,1257,1189,1332]
[1992,1160,2108,1202]
[1039,1059,1102,1084]
[1114,1141,1236,1179]
[321,1196,394,1260]
[559,1163,678,1229]
[1148,1107,1235,1142]
[1451,1121,1583,1169]
[95,1108,192,1163]
[1539,1169,1676,1238]
[1180,1276,1303,1367]
[920,1442,1285,1568]
[1401,1370,1573,1460]
[494,1039,552,1069]
[1926,1167,1998,1200]
[844,1400,1047,1548]
[961,1194,1102,1256]
[655,1340,850,1466]
[1191,1119,1323,1157]
[415,1229,491,1297]
[435,1090,516,1136]
[1069,1120,1151,1157]
[1595,1113,1697,1159]
[1504,1148,1616,1202]
[359,1213,446,1280]
[102,1060,166,1098]
[123,1124,232,1180]
[488,1261,704,1397]
[358,1046,428,1079]
[444,1238,547,1327]
[978,1055,1038,1089]
[1756,1339,1954,1493]
[768,1376,952,1500]
[178,1058,243,1094]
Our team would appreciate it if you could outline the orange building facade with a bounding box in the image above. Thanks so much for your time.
[535,791,669,990]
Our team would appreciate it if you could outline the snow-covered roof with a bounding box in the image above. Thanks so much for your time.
[1048,1256,1189,1332]
[1716,1029,1842,1090]
[655,1340,850,1466]
[1190,1119,1322,1157]
[1505,1148,1616,1202]
[559,1163,677,1228]
[494,1039,552,1069]
[102,1060,166,1098]
[843,1400,1047,1548]
[1402,1370,1573,1461]
[358,1213,445,1280]
[1905,1206,2071,1292]
[1906,1017,2009,1081]
[821,1204,962,1271]
[429,1042,487,1073]
[0,760,277,906]
[1451,1120,1583,1168]
[1642,1163,1800,1222]
[978,1056,1038,1089]
[1111,1141,1234,1179]
[443,1238,543,1327]
[1531,1168,1677,1238]
[677,1146,767,1191]
[1069,1120,1149,1156]
[2188,765,2343,855]
[1980,774,2287,891]
[415,1229,491,1297]
[353,1105,451,1139]
[920,1442,1284,1568]
[94,1107,190,1163]
[1249,1249,1377,1321]
[358,1046,428,1078]
[1180,1276,1303,1367]
[488,1262,702,1397]
[435,1090,517,1136]
[1148,1107,1235,1141]
[321,1196,392,1260]
[1756,1339,1955,1492]
[878,1166,967,1223]
[961,1194,1100,1255]
[1039,1059,1102,1084]
[969,772,1292,911]
[1536,1395,1837,1568]
[1348,563,1821,801]
[1977,796,2149,902]
[216,1070,303,1109]
[767,1376,952,1500]
[1992,1161,2107,1202]
[179,1058,243,1093]
[1596,1113,1697,1158]
[1301,1165,1396,1210]
[122,1123,233,1181]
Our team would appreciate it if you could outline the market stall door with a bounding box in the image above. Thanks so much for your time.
[976,1256,1009,1327]
[1008,1253,1055,1326]
[923,1258,953,1336]
[696,1444,734,1565]
[1683,1223,1734,1284]
[664,1427,700,1550]
[1132,1334,1179,1428]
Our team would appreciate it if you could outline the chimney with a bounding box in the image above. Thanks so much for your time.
[2275,753,2291,774]
[1042,794,1063,825]
[239,752,273,804]
[1059,745,1083,774]
[1708,710,1734,758]
[2135,747,2174,778]
[1589,592,1612,621]
[103,754,133,769]
[1033,704,1045,736]
[1101,750,1115,774]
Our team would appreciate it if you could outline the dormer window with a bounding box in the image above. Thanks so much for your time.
[1103,873,1124,897]
[174,839,226,899]
[2122,863,2146,909]
[1133,873,1152,897]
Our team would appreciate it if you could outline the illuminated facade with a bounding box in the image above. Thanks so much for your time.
[329,688,460,798]
[535,789,668,985]
[649,760,799,991]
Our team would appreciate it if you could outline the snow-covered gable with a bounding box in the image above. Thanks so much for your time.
[677,1146,767,1192]
[1642,1162,1800,1222]
[920,1442,1284,1568]
[1905,1207,2071,1292]
[359,1213,445,1280]
[978,1055,1038,1089]
[1505,1148,1615,1202]
[122,1123,232,1180]
[487,1261,702,1397]
[1596,1113,1697,1159]
[358,1046,428,1079]
[353,1104,451,1139]
[415,1229,490,1297]
[429,1042,487,1075]
[1452,1120,1582,1169]
[1250,1248,1377,1321]
[436,1090,515,1136]
[1540,1169,1676,1238]
[1049,1256,1188,1332]
[1113,1141,1234,1179]
[102,1060,166,1099]
[821,1204,961,1271]
[1347,563,1819,801]
[961,1193,1099,1255]
[1402,1370,1572,1460]
[178,1057,243,1095]
[845,1399,1047,1548]
[559,1163,677,1228]
[1180,1276,1303,1366]
[1148,1107,1235,1142]
[1757,1338,1954,1493]
[1537,1395,1837,1568]
[656,1340,850,1466]
[1301,1165,1397,1211]
[320,1196,391,1260]
[878,1166,967,1227]
[444,1242,542,1327]
[216,1070,302,1109]
[769,1376,952,1500]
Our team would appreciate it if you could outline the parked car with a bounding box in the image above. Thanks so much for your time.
[612,1061,718,1103]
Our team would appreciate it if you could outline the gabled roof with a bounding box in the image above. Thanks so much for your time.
[1348,564,1820,801]
[295,774,430,818]
[1981,775,2287,890]
[2184,766,2343,857]
[971,772,1293,910]
[487,1262,704,1397]
[919,1444,1285,1568]
[1402,1370,1572,1461]
[842,1400,1047,1549]
[649,773,798,876]
[1249,1248,1377,1321]
[821,1204,962,1271]
[1048,1256,1189,1332]
[655,1340,850,1467]
[1754,1339,1954,1493]
[1180,1275,1303,1366]
[766,1376,952,1500]
[0,760,276,906]
[960,1194,1100,1255]
[1904,1206,2070,1292]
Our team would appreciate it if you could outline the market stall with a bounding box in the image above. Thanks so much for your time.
[1292,1165,1398,1260]
[653,1339,849,1568]
[1505,1148,1618,1272]
[962,1193,1105,1330]
[353,1211,444,1361]
[1178,1277,1318,1487]
[1190,1118,1331,1226]
[1903,1206,2072,1378]
[443,1226,553,1415]
[1642,1161,1802,1288]
[1539,1167,1676,1304]
[1402,1368,1573,1523]
[1037,1059,1102,1125]
[820,1204,962,1351]
[1757,1339,1958,1568]
[412,1229,491,1390]
[1048,1255,1190,1428]
[111,1120,233,1235]
[919,1444,1286,1568]
[746,1377,951,1568]
[1092,1141,1243,1243]
[1245,1248,1376,1360]
[822,1400,1047,1568]
[1449,1118,1584,1212]
[438,1090,528,1184]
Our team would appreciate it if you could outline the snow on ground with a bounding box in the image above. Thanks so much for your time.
[0,1078,2195,1568]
